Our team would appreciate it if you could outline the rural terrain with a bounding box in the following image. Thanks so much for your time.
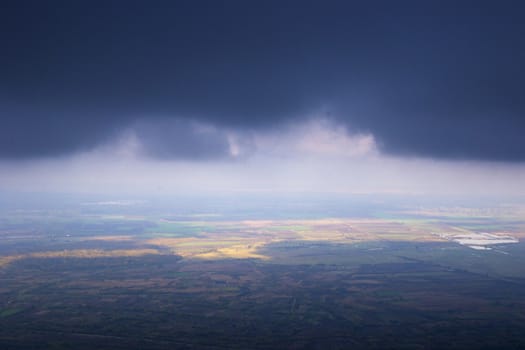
[1,195,525,349]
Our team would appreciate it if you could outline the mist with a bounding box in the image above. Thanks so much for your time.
[1,117,523,197]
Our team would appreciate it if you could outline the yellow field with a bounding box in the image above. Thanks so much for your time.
[1,217,519,267]
[0,249,161,268]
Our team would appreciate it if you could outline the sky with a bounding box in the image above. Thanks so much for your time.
[1,1,525,196]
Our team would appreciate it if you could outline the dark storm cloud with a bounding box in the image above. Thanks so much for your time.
[0,103,122,158]
[1,0,525,160]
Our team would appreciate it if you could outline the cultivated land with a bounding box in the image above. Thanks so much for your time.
[1,196,525,349]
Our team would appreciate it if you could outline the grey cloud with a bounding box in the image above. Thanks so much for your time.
[1,1,525,161]
[129,119,233,160]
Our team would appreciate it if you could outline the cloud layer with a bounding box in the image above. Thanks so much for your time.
[1,1,525,161]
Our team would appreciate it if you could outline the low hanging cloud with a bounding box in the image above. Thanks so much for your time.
[126,119,234,160]
[2,123,524,196]
[98,117,376,162]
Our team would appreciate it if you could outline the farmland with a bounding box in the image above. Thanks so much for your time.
[1,195,525,349]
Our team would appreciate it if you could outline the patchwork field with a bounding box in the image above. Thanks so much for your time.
[1,197,525,349]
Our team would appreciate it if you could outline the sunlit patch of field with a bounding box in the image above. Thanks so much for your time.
[0,218,495,266]
[289,219,441,243]
[86,235,134,241]
[30,248,160,259]
[146,237,271,259]
[194,242,269,260]
[0,248,162,268]
[147,237,245,256]
[240,220,276,228]
[0,256,22,268]
[141,218,447,261]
